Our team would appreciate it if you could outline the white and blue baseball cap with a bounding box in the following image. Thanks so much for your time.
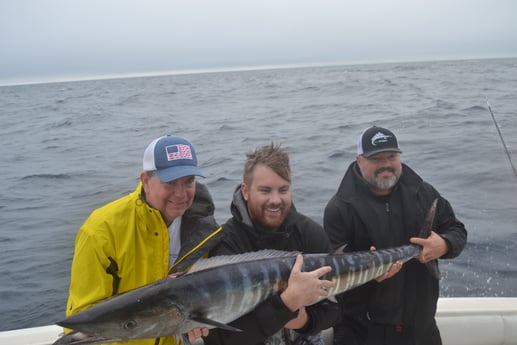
[143,135,205,182]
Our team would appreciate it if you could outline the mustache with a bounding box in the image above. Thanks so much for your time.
[375,167,396,175]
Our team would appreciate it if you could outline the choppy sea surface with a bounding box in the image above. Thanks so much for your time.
[1,58,516,332]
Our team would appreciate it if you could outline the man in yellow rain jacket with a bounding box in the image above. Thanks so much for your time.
[65,135,223,345]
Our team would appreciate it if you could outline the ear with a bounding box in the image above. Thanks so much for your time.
[356,155,366,171]
[140,171,150,190]
[240,182,249,201]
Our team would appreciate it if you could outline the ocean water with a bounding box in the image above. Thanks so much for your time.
[1,58,516,332]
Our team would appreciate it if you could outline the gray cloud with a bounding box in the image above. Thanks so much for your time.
[1,0,516,85]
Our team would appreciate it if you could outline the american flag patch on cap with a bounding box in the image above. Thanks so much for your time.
[166,144,193,161]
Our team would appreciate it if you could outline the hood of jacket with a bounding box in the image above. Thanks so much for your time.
[183,181,216,218]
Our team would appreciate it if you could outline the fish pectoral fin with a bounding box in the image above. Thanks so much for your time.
[189,316,243,332]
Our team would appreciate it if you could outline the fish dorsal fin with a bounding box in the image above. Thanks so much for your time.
[333,244,348,254]
[188,249,300,273]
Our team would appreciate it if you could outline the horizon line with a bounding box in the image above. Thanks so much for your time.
[1,55,515,88]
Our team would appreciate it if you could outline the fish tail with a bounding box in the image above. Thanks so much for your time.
[419,198,442,280]
[419,198,437,238]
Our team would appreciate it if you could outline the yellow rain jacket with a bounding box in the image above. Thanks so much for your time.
[66,182,222,345]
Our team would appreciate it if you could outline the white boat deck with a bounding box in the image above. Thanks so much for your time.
[1,297,516,345]
[437,297,517,345]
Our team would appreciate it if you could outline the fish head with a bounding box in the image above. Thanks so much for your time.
[56,297,186,343]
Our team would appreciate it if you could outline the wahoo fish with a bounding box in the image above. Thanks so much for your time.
[53,199,438,345]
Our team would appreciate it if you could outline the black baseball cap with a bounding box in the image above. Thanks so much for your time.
[357,126,402,158]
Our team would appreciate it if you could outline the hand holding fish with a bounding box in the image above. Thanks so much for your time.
[410,231,448,263]
[370,246,403,282]
[187,327,209,342]
[280,255,335,313]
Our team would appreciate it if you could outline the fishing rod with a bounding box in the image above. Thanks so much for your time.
[485,97,517,177]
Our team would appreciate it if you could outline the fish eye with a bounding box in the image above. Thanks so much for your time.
[124,320,137,329]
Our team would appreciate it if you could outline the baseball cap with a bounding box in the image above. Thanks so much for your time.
[356,126,402,158]
[143,135,205,182]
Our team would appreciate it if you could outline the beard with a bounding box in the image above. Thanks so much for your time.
[363,167,400,190]
[247,201,291,231]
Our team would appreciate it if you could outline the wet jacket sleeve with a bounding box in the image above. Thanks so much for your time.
[203,293,298,345]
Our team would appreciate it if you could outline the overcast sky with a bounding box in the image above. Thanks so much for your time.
[1,0,516,85]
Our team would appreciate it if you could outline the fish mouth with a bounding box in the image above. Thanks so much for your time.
[52,331,121,345]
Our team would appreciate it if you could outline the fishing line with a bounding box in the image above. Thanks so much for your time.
[485,97,517,177]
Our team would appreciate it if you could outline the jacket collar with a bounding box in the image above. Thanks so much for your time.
[336,161,423,200]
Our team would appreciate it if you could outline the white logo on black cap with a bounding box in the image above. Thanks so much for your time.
[371,132,392,146]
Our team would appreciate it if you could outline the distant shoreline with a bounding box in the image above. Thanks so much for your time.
[2,55,515,88]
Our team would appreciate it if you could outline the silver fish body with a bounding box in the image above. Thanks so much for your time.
[54,244,422,344]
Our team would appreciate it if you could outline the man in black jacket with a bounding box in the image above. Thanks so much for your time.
[204,143,341,345]
[324,126,467,345]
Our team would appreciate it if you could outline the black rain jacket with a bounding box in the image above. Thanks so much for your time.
[324,162,467,345]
